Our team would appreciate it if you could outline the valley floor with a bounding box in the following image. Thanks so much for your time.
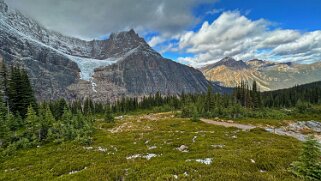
[0,112,302,180]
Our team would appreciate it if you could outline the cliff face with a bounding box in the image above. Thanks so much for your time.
[0,3,80,100]
[69,44,212,103]
[0,0,215,102]
[94,46,210,94]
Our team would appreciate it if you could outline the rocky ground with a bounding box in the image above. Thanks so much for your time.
[200,118,321,143]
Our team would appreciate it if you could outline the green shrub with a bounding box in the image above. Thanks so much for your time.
[104,107,115,123]
[181,105,193,118]
[190,106,200,122]
[290,137,321,180]
[296,100,310,114]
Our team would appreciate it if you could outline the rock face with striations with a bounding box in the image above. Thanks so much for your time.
[0,0,81,100]
[201,57,321,91]
[94,46,209,95]
[68,31,212,102]
[0,0,213,102]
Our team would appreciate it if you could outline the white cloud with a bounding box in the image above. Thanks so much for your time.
[6,0,216,39]
[148,36,166,47]
[167,11,321,66]
[272,31,321,55]
[259,30,300,48]
[147,33,181,53]
[206,8,224,15]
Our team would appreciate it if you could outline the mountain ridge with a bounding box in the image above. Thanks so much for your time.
[201,57,321,91]
[201,57,249,71]
[0,0,216,102]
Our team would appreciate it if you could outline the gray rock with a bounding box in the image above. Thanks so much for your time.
[177,145,188,152]
[211,144,225,149]
[0,1,219,102]
[306,121,321,133]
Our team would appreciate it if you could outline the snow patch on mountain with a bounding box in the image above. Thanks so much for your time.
[91,81,97,93]
[1,9,119,81]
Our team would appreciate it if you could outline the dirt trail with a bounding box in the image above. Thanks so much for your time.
[201,118,321,143]
[200,119,256,130]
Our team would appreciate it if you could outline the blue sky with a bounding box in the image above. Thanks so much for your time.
[7,0,321,67]
[149,0,321,66]
[202,0,321,30]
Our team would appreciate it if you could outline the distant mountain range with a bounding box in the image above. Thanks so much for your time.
[201,57,321,91]
[0,0,220,102]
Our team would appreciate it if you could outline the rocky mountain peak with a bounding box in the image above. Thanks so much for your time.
[110,29,138,40]
[247,59,266,66]
[94,29,153,59]
[109,29,146,47]
[219,57,248,69]
[221,57,237,62]
[203,57,248,70]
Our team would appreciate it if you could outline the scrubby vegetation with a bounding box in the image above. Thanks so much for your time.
[290,137,321,181]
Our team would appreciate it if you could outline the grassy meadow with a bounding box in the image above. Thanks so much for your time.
[0,112,302,181]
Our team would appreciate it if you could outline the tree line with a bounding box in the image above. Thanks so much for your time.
[54,80,321,122]
[262,81,321,107]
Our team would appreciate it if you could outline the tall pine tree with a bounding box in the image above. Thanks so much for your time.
[7,66,36,118]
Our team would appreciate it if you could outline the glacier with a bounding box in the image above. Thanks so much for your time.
[67,56,117,81]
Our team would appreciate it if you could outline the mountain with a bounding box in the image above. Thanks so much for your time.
[201,57,249,71]
[201,57,321,91]
[0,0,214,102]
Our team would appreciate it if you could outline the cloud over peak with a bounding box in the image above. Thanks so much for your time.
[5,0,214,39]
[160,11,321,67]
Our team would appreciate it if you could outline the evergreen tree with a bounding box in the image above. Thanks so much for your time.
[50,98,67,120]
[20,69,37,111]
[7,66,19,114]
[0,101,8,148]
[262,81,321,108]
[25,105,39,142]
[83,98,94,115]
[191,106,200,122]
[251,81,262,108]
[0,61,9,111]
[6,111,19,131]
[204,86,213,113]
[231,103,242,119]
[7,66,36,118]
[104,105,114,123]
[296,99,309,114]
[290,137,321,180]
[37,105,55,141]
[60,107,77,141]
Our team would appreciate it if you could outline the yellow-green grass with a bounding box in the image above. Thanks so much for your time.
[231,106,321,127]
[229,118,288,127]
[0,113,301,181]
